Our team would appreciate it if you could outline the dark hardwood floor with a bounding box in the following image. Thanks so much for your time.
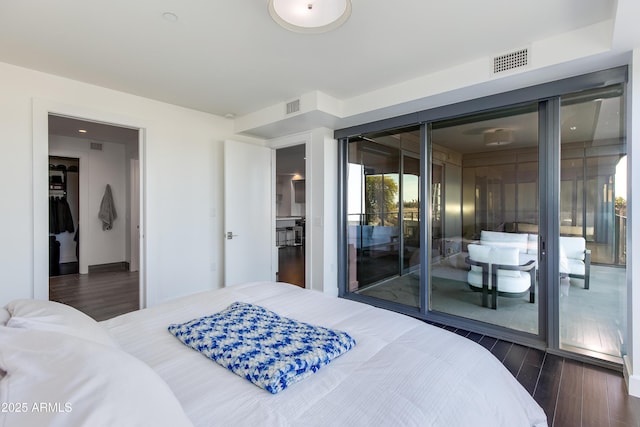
[51,261,79,276]
[436,324,640,426]
[49,269,139,321]
[278,245,305,288]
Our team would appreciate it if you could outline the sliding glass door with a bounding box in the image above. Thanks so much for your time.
[345,127,421,308]
[428,104,541,335]
[558,84,627,360]
[339,68,628,364]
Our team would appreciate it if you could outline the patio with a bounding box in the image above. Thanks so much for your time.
[358,262,626,360]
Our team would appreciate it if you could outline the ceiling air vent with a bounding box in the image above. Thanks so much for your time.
[493,48,529,74]
[90,142,103,151]
[286,99,300,115]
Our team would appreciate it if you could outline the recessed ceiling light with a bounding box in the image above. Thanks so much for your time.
[224,113,236,119]
[570,126,577,131]
[268,0,352,33]
[162,12,178,23]
[78,129,87,133]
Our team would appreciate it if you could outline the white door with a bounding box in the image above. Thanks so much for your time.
[224,140,274,286]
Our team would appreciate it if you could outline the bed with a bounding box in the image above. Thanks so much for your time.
[0,281,547,427]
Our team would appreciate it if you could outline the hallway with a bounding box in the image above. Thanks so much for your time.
[49,270,139,321]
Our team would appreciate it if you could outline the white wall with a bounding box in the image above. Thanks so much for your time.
[307,128,338,296]
[49,135,127,270]
[0,60,262,307]
[86,140,126,267]
[276,175,305,218]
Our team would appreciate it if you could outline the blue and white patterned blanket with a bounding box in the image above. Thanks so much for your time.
[168,302,356,394]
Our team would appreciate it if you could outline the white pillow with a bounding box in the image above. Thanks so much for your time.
[467,243,491,273]
[0,327,194,427]
[560,236,586,260]
[491,247,521,278]
[6,299,118,348]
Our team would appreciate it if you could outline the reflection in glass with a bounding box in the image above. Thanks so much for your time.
[559,84,627,359]
[346,127,421,307]
[429,104,540,334]
[403,156,421,276]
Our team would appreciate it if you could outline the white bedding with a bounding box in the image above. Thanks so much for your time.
[102,281,547,427]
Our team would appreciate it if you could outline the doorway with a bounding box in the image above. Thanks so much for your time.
[47,114,141,320]
[275,144,306,288]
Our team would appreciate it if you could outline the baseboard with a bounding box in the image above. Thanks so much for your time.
[88,262,130,273]
[623,355,640,397]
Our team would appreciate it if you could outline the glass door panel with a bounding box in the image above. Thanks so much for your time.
[559,84,627,360]
[346,127,421,308]
[429,104,540,334]
[402,155,421,276]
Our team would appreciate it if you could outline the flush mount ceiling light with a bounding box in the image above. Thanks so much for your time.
[484,129,513,146]
[268,0,352,33]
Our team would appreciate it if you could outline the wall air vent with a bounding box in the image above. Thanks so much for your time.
[286,99,300,115]
[90,142,103,151]
[493,48,529,74]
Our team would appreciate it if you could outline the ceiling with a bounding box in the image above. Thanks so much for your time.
[48,115,139,144]
[0,1,618,124]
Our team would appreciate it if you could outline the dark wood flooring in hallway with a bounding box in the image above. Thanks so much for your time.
[49,269,139,321]
[278,245,305,288]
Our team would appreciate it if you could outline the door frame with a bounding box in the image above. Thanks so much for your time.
[268,132,312,289]
[32,99,147,308]
[130,159,140,272]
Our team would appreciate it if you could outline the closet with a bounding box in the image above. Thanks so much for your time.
[49,156,79,276]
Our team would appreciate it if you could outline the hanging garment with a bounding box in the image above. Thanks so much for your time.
[50,197,75,234]
[57,197,75,233]
[99,184,117,231]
